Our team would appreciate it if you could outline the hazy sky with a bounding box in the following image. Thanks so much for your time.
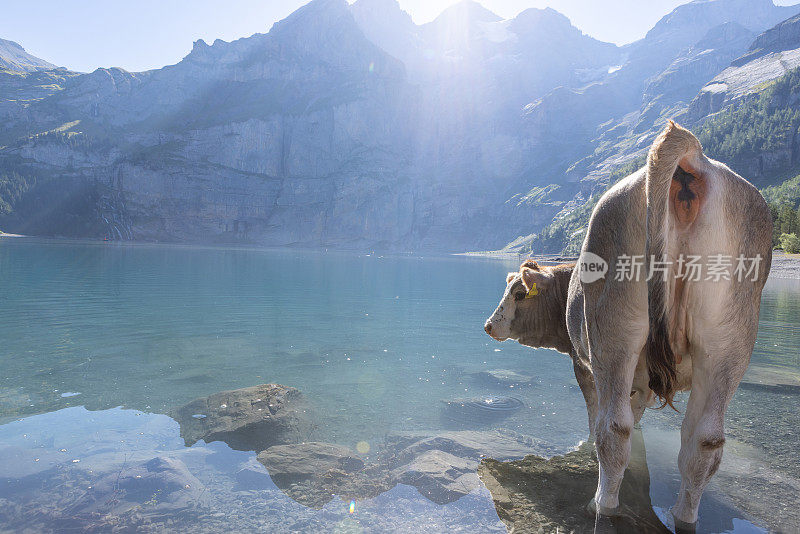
[1,0,797,73]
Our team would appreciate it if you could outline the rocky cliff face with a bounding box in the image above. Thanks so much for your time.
[688,13,800,120]
[1,0,799,251]
[0,0,619,250]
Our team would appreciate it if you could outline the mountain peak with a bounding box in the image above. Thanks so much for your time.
[428,1,502,26]
[351,0,405,13]
[0,37,57,72]
[351,0,414,29]
[271,0,350,33]
[509,7,576,35]
[646,0,800,43]
[513,7,570,26]
[350,0,418,66]
[733,12,800,65]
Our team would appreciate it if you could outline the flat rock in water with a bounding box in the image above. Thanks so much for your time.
[474,369,533,387]
[172,384,312,452]
[478,430,670,534]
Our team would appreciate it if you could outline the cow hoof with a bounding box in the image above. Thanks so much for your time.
[587,497,619,517]
[672,515,697,533]
[593,511,617,534]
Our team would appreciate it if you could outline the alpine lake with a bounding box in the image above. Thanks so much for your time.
[1,238,798,533]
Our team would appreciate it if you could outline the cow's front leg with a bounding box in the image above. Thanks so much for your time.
[590,348,639,514]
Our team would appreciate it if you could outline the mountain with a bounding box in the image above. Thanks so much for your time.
[522,8,800,255]
[641,0,796,48]
[689,12,800,119]
[0,0,622,250]
[0,38,56,72]
[639,22,757,128]
[1,0,800,253]
[351,0,620,103]
[350,0,419,68]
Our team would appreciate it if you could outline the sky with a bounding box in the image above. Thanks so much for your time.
[1,0,798,73]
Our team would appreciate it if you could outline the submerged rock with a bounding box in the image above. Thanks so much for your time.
[442,395,525,424]
[233,457,274,490]
[73,455,206,518]
[257,442,365,485]
[385,430,549,505]
[388,429,550,464]
[474,369,533,387]
[172,384,312,452]
[252,429,550,509]
[392,449,480,504]
[478,430,670,534]
[257,442,391,509]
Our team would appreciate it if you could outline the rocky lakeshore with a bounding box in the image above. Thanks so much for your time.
[0,383,547,531]
[168,384,554,510]
[479,432,670,534]
[3,381,795,532]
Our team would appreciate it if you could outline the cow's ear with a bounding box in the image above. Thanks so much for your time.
[521,267,554,292]
[506,272,517,284]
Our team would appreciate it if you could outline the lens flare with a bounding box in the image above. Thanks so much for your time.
[349,500,356,514]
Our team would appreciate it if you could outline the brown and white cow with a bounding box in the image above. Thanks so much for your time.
[484,260,602,437]
[486,121,772,529]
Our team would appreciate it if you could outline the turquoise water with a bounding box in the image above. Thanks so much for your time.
[0,238,798,532]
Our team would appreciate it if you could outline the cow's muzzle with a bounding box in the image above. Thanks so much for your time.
[484,320,505,341]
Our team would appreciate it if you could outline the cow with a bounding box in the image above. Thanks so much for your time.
[486,121,772,530]
[483,260,603,438]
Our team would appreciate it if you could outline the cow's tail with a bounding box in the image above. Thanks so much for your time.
[645,120,702,409]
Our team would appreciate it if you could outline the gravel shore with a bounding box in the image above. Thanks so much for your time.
[766,252,800,279]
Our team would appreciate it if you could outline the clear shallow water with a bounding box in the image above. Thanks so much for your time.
[0,238,798,532]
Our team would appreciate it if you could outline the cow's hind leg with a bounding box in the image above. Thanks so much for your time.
[590,346,639,514]
[572,351,598,440]
[671,334,751,526]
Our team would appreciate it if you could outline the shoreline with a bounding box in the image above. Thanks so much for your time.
[463,249,800,281]
[764,251,800,280]
[6,234,800,280]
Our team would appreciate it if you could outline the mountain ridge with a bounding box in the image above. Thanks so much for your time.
[2,0,800,252]
[0,38,56,73]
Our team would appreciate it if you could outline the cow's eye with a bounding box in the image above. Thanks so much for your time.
[514,292,526,301]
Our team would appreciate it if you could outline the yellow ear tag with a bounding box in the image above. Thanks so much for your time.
[525,283,538,298]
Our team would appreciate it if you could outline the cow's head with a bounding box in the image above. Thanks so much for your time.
[484,260,557,343]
